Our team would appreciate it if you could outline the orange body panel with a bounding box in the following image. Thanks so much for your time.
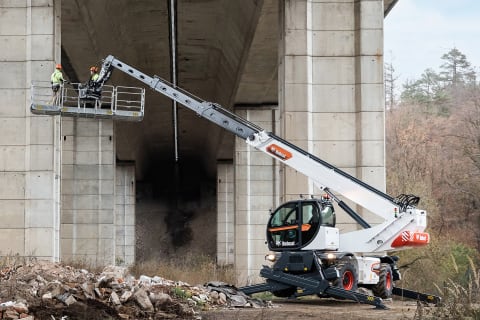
[391,231,430,248]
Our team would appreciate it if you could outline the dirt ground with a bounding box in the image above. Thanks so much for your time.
[5,296,428,320]
[200,298,426,320]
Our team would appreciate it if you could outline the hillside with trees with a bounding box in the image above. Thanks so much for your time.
[385,48,480,301]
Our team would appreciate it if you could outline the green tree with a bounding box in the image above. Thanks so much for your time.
[439,47,476,87]
[398,48,479,113]
[400,68,448,111]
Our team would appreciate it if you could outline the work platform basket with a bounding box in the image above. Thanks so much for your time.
[30,81,145,121]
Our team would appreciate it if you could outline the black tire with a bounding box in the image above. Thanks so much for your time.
[372,263,393,298]
[334,262,358,292]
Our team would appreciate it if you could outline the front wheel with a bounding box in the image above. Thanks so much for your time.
[334,262,358,292]
[372,263,393,298]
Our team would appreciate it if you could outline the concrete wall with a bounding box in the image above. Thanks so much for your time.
[60,119,136,266]
[278,0,385,228]
[0,0,61,259]
[234,107,279,283]
[60,118,116,265]
[216,161,234,265]
[115,163,136,265]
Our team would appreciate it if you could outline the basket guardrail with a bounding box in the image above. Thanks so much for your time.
[30,81,144,121]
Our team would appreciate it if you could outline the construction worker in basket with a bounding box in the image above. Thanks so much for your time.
[89,66,99,83]
[82,65,102,107]
[50,63,66,105]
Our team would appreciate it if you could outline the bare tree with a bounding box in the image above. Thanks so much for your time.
[384,60,399,110]
[387,90,480,249]
[449,92,480,249]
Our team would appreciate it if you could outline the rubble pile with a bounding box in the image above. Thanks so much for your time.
[0,261,267,319]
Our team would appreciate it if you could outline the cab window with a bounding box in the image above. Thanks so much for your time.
[301,202,319,244]
[269,202,298,227]
[320,203,335,227]
[267,202,299,249]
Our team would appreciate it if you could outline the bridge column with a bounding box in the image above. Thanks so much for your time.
[115,162,136,265]
[216,161,234,265]
[234,107,279,284]
[279,0,386,228]
[0,0,61,260]
[60,118,117,265]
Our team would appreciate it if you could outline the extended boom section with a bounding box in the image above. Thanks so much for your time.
[101,55,262,140]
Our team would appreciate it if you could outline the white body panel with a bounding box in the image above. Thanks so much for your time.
[339,207,427,253]
[355,256,381,285]
[303,226,339,251]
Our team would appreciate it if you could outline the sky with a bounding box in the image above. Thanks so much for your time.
[384,0,480,85]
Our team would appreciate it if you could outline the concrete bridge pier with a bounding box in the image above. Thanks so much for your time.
[234,107,280,283]
[0,0,61,260]
[279,0,386,229]
[0,1,135,266]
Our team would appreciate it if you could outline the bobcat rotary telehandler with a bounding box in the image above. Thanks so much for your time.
[31,55,442,309]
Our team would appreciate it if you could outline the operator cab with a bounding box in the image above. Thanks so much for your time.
[267,195,336,251]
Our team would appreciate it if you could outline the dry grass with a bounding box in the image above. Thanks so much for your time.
[411,257,480,319]
[129,253,237,286]
[0,252,236,287]
[0,252,37,268]
[396,237,480,294]
[61,257,106,274]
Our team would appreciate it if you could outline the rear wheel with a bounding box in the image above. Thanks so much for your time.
[372,263,393,298]
[334,262,358,291]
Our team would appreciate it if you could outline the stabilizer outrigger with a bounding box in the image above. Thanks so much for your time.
[238,251,441,309]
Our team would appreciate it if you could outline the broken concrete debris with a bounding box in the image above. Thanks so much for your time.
[0,261,269,319]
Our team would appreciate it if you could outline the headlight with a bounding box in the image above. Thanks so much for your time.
[265,253,277,262]
[326,253,336,260]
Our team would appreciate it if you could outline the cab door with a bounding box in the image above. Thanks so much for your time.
[266,200,321,250]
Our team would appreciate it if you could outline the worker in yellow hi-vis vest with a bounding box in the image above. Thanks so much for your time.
[89,66,99,82]
[50,64,66,105]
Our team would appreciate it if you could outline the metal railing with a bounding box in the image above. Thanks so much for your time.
[31,80,65,107]
[114,85,145,114]
[30,81,145,121]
